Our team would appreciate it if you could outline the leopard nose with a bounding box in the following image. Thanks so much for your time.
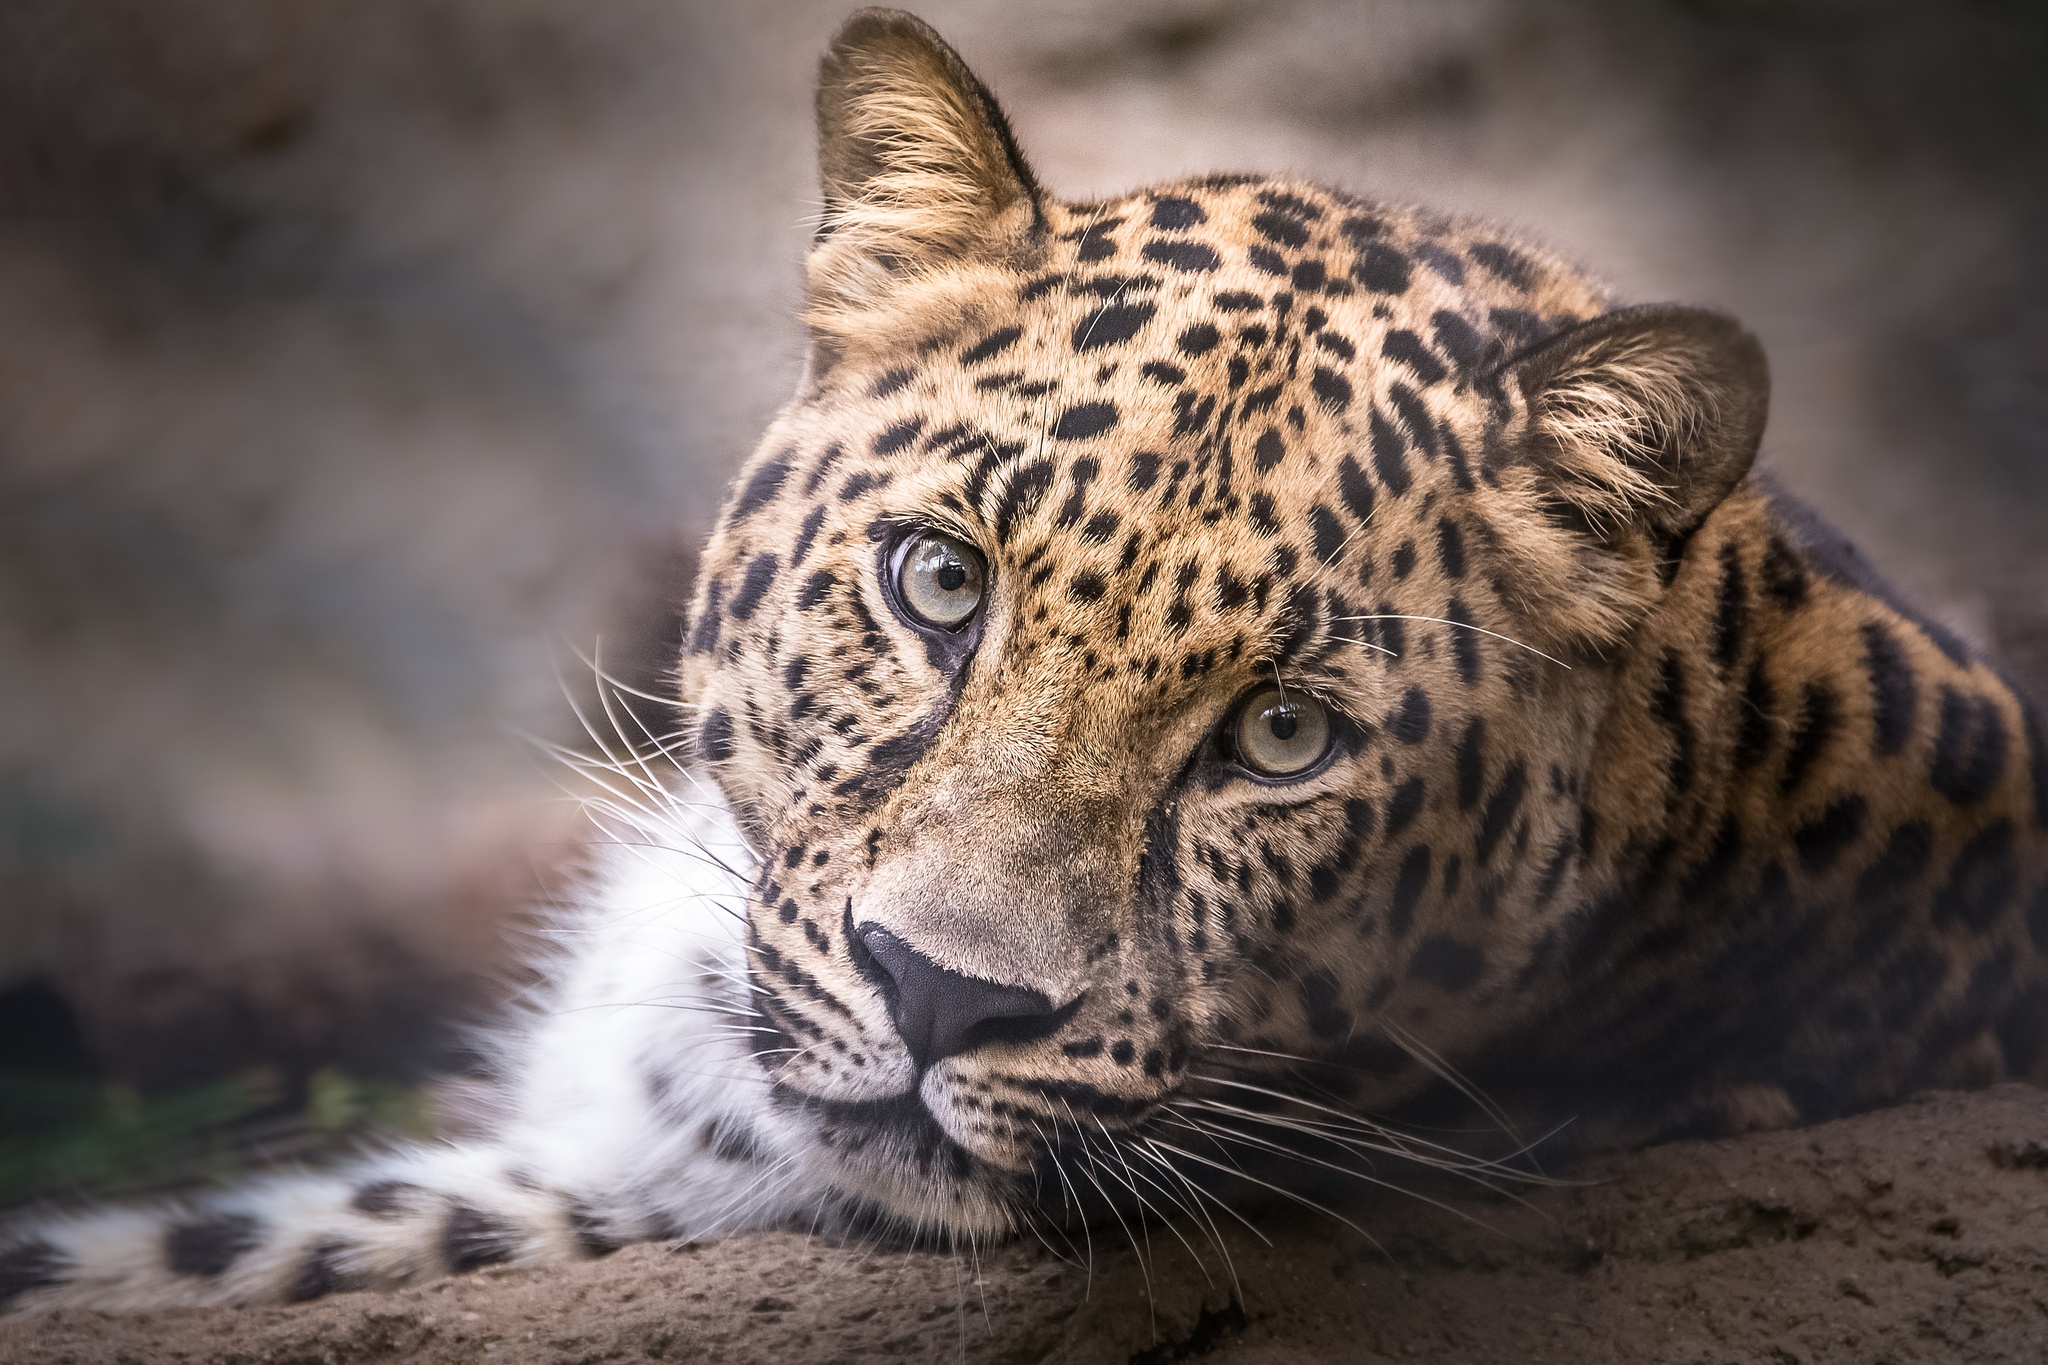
[851,922,1063,1072]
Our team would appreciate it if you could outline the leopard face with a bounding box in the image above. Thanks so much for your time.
[677,11,2047,1237]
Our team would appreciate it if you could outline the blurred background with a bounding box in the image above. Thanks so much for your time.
[2,0,2045,1201]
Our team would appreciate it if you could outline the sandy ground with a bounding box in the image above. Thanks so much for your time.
[9,1084,2048,1364]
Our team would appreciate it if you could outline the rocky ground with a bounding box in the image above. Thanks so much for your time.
[9,1085,2048,1364]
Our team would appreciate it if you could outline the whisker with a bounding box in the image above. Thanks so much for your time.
[1332,613,1572,669]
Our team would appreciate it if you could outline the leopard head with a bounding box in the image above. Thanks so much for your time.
[679,8,1767,1236]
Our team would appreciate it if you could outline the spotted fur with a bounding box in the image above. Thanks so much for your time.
[6,8,2044,1313]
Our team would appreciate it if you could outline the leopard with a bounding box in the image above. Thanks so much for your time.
[6,7,2046,1315]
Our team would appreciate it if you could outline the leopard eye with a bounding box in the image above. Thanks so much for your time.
[1233,687,1332,779]
[891,530,986,631]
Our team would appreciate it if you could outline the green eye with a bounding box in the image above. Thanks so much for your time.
[1234,687,1332,778]
[892,530,987,630]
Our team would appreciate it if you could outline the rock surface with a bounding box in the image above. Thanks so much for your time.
[10,1085,2048,1363]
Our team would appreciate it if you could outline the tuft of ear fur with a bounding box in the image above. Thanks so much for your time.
[1507,305,1769,538]
[1479,305,1770,657]
[809,9,1042,335]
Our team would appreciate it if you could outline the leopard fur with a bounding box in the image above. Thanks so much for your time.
[5,7,2043,1313]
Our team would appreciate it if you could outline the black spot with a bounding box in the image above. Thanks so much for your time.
[1299,970,1351,1038]
[1310,506,1346,564]
[1446,598,1480,685]
[791,504,827,567]
[1315,332,1356,362]
[1053,402,1119,441]
[443,1203,520,1273]
[1712,543,1747,672]
[1254,428,1286,471]
[1430,310,1483,374]
[838,469,887,502]
[1456,718,1487,811]
[727,553,779,621]
[1855,620,1918,757]
[1476,764,1527,865]
[167,1213,263,1278]
[1761,536,1808,610]
[1339,213,1384,244]
[1468,242,1535,289]
[1369,409,1411,495]
[1111,1039,1136,1065]
[1141,361,1186,386]
[1076,219,1119,260]
[1352,243,1410,295]
[1779,682,1836,796]
[731,450,794,523]
[1435,518,1466,579]
[350,1180,422,1218]
[1143,239,1221,272]
[1073,301,1157,352]
[1150,196,1207,229]
[1248,493,1279,535]
[1311,367,1352,413]
[1934,821,2019,932]
[1388,687,1431,744]
[1385,778,1426,837]
[993,459,1056,543]
[1070,572,1107,602]
[1338,456,1376,526]
[869,367,914,398]
[1410,936,1484,991]
[1381,331,1447,386]
[1345,797,1377,840]
[685,579,724,655]
[697,708,735,764]
[1251,210,1310,249]
[1389,846,1432,937]
[872,419,923,457]
[1248,245,1288,276]
[1391,542,1416,579]
[1793,796,1868,874]
[797,569,837,610]
[1214,291,1264,312]
[1651,653,1696,798]
[961,327,1023,365]
[1130,451,1162,492]
[1292,259,1327,291]
[1857,821,1932,903]
[1930,687,2009,805]
[279,1241,358,1304]
[1309,863,1341,901]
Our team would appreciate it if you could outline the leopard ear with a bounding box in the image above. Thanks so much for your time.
[1502,304,1769,539]
[1478,306,1769,656]
[810,9,1043,321]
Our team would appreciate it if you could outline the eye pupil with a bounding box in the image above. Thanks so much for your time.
[1269,712,1298,741]
[937,562,966,592]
